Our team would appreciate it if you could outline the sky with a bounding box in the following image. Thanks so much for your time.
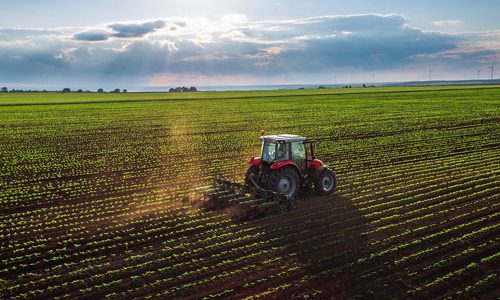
[1,0,499,89]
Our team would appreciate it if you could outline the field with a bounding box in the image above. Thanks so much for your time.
[1,86,499,299]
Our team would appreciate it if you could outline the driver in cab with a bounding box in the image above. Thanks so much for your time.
[276,143,287,161]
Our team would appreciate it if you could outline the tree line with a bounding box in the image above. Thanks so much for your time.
[1,87,200,93]
[0,87,128,93]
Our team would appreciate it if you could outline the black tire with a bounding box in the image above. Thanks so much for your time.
[270,166,300,199]
[314,168,336,195]
[244,166,260,188]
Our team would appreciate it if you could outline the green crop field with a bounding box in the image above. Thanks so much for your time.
[1,86,499,299]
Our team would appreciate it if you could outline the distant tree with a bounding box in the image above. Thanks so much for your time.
[112,88,121,93]
[97,88,104,93]
[362,84,366,88]
[122,89,127,93]
[170,86,198,92]
[1,87,7,92]
[62,88,71,93]
[77,89,83,93]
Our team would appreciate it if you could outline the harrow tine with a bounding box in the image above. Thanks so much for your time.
[191,174,293,220]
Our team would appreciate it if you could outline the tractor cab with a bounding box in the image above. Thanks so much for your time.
[259,134,310,171]
[247,134,335,199]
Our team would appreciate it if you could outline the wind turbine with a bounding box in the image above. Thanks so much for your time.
[490,62,495,80]
[428,70,433,81]
[477,69,481,80]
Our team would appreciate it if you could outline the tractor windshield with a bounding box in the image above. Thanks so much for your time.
[261,142,276,162]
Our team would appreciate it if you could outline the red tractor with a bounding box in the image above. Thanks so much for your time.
[244,134,336,199]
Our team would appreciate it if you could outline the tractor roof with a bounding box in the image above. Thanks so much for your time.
[260,134,307,143]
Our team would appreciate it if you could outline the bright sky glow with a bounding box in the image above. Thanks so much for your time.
[0,0,499,89]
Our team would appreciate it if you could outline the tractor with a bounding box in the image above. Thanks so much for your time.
[191,134,336,219]
[244,134,336,199]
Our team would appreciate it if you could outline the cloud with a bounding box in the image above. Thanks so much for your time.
[146,14,458,74]
[74,31,110,41]
[73,20,171,41]
[433,19,464,27]
[0,28,61,39]
[0,41,70,82]
[109,20,166,38]
[1,14,499,86]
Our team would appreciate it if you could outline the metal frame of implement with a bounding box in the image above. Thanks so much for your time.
[200,174,292,219]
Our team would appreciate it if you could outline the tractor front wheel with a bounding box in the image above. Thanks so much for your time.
[314,168,336,195]
[270,166,300,199]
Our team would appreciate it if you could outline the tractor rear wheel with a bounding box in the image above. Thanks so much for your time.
[270,166,300,199]
[314,168,336,195]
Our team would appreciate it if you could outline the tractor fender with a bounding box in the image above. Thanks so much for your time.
[313,166,327,180]
[312,159,324,169]
[270,160,301,175]
[248,157,262,167]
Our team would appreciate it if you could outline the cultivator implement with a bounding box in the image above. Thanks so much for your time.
[185,133,336,219]
[189,174,292,220]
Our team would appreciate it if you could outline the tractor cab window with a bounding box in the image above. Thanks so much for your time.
[275,142,289,162]
[261,142,276,162]
[291,141,306,169]
[262,141,289,162]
